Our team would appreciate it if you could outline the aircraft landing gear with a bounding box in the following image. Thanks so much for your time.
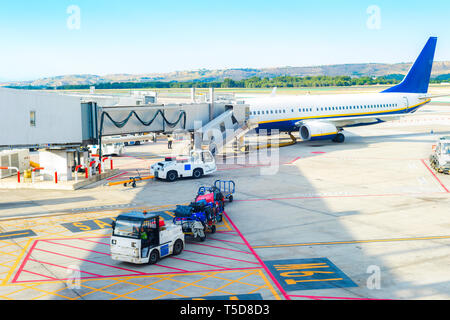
[332,133,345,143]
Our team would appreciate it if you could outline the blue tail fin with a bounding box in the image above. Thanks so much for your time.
[382,37,437,94]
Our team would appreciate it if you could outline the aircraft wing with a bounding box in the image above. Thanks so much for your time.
[295,114,402,128]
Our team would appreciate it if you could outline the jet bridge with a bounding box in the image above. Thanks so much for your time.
[0,87,252,179]
[96,101,251,155]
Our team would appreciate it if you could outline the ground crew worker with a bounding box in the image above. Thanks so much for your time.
[168,135,173,149]
[140,227,150,257]
[140,227,148,240]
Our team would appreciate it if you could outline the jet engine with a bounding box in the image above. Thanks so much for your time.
[299,121,338,141]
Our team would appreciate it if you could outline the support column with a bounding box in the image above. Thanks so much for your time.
[191,88,196,103]
[209,87,215,121]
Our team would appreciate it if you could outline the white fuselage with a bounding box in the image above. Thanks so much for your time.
[246,92,430,132]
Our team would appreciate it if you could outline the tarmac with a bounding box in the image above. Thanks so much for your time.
[0,93,449,300]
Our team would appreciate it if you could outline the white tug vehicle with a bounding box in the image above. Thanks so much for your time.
[110,211,185,264]
[150,150,216,182]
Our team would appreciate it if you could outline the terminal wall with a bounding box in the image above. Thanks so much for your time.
[0,88,84,147]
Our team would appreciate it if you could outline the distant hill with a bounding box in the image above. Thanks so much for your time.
[2,61,450,87]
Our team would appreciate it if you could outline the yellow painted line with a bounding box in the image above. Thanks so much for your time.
[1,238,33,285]
[253,235,450,249]
[0,232,31,239]
[293,278,343,283]
[250,270,280,300]
[0,204,178,222]
[110,277,170,300]
[200,271,258,298]
[220,216,233,231]
[257,99,431,124]
[164,211,175,218]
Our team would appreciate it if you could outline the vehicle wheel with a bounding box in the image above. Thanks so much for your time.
[217,214,223,223]
[132,182,136,188]
[228,195,233,203]
[148,250,159,265]
[193,168,203,179]
[210,225,216,234]
[199,235,206,242]
[173,239,184,255]
[167,171,178,182]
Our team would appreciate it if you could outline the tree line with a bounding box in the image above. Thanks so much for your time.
[7,73,450,90]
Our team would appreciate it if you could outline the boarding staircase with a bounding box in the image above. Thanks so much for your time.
[195,109,257,155]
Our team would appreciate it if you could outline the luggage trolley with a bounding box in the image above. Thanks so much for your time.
[173,202,218,241]
[214,180,236,203]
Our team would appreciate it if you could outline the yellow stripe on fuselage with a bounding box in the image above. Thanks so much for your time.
[311,132,338,137]
[256,99,431,125]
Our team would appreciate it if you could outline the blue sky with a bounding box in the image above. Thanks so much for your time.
[0,0,449,81]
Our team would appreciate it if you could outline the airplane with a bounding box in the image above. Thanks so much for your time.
[247,37,441,143]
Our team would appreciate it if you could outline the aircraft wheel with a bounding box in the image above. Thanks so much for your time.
[333,133,345,143]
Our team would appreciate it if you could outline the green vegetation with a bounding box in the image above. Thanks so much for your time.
[431,73,450,83]
[6,74,450,91]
